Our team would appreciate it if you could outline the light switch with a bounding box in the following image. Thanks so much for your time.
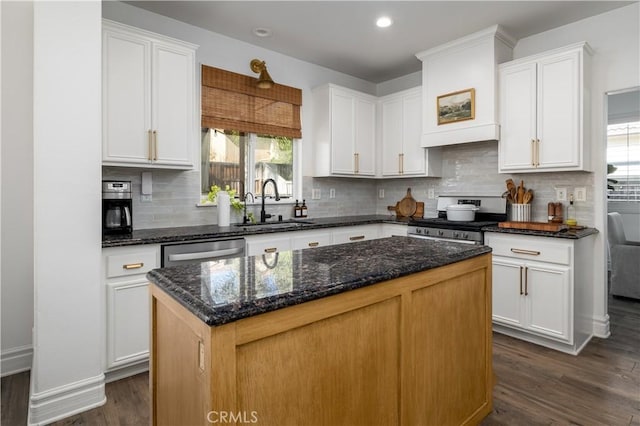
[141,172,152,195]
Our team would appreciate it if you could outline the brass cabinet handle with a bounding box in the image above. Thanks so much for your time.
[398,154,402,174]
[518,266,523,295]
[536,139,540,167]
[264,247,277,253]
[511,248,541,256]
[123,262,144,270]
[524,266,529,296]
[531,139,536,167]
[354,153,360,174]
[153,130,158,161]
[349,235,365,241]
[308,242,319,247]
[148,130,153,161]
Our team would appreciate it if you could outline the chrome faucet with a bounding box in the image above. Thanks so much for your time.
[260,179,280,222]
[243,192,255,224]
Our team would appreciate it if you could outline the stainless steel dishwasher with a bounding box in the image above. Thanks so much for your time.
[161,238,245,267]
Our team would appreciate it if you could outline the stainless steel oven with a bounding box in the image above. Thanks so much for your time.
[408,195,507,245]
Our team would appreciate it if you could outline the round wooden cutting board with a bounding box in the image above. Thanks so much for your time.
[398,188,417,217]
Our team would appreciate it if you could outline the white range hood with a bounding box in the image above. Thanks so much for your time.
[416,25,516,147]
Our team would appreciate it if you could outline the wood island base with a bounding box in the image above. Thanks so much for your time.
[150,253,493,426]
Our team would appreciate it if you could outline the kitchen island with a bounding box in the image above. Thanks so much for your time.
[148,236,493,426]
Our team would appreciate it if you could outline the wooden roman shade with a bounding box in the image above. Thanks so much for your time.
[201,65,302,138]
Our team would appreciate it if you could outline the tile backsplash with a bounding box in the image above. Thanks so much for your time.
[104,140,595,229]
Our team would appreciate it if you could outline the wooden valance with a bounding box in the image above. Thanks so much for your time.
[201,65,302,139]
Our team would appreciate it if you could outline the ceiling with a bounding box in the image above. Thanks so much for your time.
[125,1,634,83]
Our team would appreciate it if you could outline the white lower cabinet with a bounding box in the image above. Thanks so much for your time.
[486,232,595,355]
[102,244,160,379]
[379,223,408,238]
[245,234,292,256]
[331,225,380,245]
[290,230,333,251]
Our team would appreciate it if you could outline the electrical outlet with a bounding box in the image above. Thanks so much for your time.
[575,187,586,202]
[311,188,321,200]
[329,188,336,199]
[378,189,385,199]
[141,194,152,202]
[555,187,567,201]
[427,188,435,199]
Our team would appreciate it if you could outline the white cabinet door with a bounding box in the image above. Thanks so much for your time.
[245,234,292,256]
[525,263,571,341]
[330,89,357,175]
[354,96,376,176]
[379,224,407,238]
[102,21,196,169]
[401,91,426,175]
[103,28,152,164]
[536,50,580,170]
[107,280,150,368]
[152,42,194,167]
[498,62,537,171]
[491,257,526,328]
[291,230,333,250]
[381,97,403,176]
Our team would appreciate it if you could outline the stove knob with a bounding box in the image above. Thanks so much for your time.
[463,232,469,239]
[425,229,430,235]
[438,230,444,236]
[453,232,460,238]
[416,228,422,234]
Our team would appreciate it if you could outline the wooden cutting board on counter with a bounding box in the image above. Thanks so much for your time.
[499,221,568,232]
[388,201,424,218]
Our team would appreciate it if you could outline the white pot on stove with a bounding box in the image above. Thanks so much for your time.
[446,204,479,221]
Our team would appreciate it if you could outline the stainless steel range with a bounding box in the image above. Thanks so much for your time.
[408,195,507,245]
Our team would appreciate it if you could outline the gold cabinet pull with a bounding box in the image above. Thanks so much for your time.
[349,235,365,241]
[308,242,319,247]
[524,266,529,296]
[354,153,360,174]
[531,139,536,167]
[264,247,277,253]
[401,153,404,174]
[153,130,158,161]
[123,262,144,270]
[519,266,524,295]
[535,139,540,167]
[511,248,540,256]
[148,130,153,161]
[398,154,402,174]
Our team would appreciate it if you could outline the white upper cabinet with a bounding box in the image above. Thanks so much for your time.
[379,87,441,177]
[102,20,198,169]
[498,42,592,173]
[313,84,376,177]
[415,25,515,148]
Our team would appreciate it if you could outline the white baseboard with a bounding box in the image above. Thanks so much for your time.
[592,314,611,338]
[27,373,106,426]
[105,360,149,383]
[1,345,33,377]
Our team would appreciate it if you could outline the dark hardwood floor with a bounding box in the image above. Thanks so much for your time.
[2,296,638,426]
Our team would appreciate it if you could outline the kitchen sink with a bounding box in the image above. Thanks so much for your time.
[234,219,314,230]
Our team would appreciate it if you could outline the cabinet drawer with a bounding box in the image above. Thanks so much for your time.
[245,235,292,256]
[106,251,157,278]
[291,231,332,250]
[332,225,380,245]
[486,233,572,266]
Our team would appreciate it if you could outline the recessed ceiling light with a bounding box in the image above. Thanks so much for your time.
[253,27,272,37]
[376,16,393,28]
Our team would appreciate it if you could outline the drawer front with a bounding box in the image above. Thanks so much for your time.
[245,236,292,256]
[106,250,157,278]
[291,231,333,250]
[486,233,572,266]
[332,225,380,245]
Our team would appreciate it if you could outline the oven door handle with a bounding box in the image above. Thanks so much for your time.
[408,234,480,245]
[167,247,244,262]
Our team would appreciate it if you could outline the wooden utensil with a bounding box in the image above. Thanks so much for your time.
[517,186,525,204]
[397,188,417,217]
[522,189,533,204]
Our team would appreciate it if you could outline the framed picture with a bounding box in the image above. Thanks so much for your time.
[437,88,475,125]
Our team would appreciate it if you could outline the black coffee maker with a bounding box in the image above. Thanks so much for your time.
[102,181,132,236]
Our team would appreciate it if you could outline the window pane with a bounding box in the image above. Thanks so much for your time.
[254,135,293,198]
[607,121,640,201]
[201,128,246,195]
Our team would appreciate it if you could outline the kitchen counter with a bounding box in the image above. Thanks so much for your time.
[483,225,598,239]
[102,214,409,247]
[147,235,491,326]
[149,236,494,425]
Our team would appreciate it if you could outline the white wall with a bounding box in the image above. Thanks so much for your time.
[513,2,640,337]
[29,2,105,424]
[0,1,35,377]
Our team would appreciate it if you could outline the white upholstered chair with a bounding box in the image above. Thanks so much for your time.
[607,212,640,299]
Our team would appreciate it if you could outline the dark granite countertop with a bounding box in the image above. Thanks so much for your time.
[147,236,491,326]
[102,215,409,248]
[483,225,598,239]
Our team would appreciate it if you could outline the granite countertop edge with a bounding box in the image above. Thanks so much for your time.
[147,238,492,327]
[482,226,598,239]
[102,215,409,247]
